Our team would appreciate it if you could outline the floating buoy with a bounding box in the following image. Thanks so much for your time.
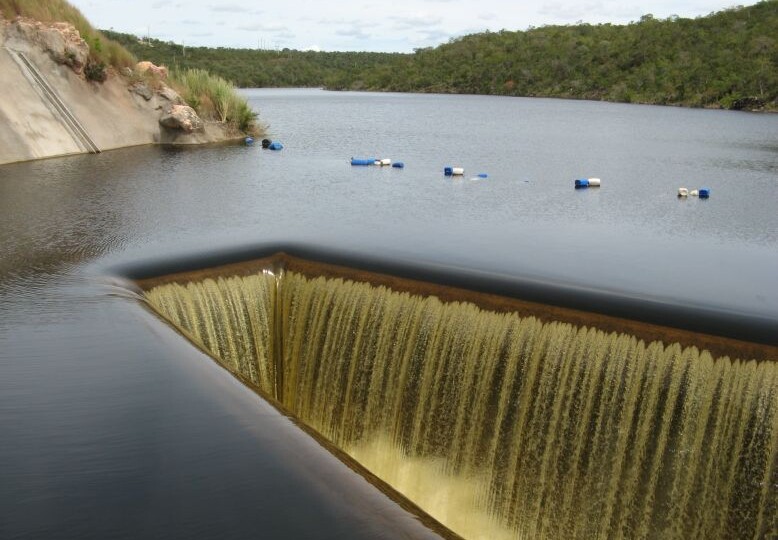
[575,177,600,188]
[477,173,488,178]
[678,187,689,197]
[261,138,271,149]
[699,187,711,199]
[375,158,392,166]
[690,189,699,197]
[445,167,464,176]
[245,136,254,146]
[392,162,404,168]
[268,141,283,151]
[351,158,376,166]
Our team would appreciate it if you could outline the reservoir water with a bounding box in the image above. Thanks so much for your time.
[1,89,777,539]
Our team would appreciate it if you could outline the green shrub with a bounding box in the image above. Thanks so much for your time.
[84,60,107,82]
[170,68,261,134]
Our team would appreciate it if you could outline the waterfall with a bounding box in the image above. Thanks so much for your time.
[145,271,277,395]
[144,268,778,540]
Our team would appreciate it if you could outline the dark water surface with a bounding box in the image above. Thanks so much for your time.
[1,89,776,539]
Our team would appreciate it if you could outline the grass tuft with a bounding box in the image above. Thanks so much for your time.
[170,68,261,135]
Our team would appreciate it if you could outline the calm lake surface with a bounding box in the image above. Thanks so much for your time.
[1,89,776,539]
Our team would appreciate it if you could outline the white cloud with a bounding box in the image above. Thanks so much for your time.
[69,0,755,53]
[209,3,253,13]
[335,27,371,40]
[537,1,640,22]
[390,13,444,30]
[236,22,289,33]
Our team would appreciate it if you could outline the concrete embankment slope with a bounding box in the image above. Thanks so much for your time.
[0,45,84,162]
[0,19,232,165]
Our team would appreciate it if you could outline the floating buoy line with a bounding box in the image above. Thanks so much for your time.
[253,146,712,200]
[350,157,406,169]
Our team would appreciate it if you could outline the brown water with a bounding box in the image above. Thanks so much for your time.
[144,267,778,540]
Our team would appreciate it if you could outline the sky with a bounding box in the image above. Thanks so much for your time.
[68,0,753,53]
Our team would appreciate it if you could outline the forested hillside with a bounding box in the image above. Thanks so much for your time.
[104,30,400,89]
[106,1,777,110]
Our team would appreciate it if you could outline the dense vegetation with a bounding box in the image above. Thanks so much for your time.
[104,29,400,90]
[1,0,259,133]
[377,2,777,109]
[107,1,776,110]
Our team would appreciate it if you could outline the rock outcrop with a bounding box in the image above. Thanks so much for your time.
[136,60,168,79]
[129,81,153,100]
[159,104,204,133]
[0,18,241,165]
[158,85,183,104]
[7,17,89,74]
[131,60,205,132]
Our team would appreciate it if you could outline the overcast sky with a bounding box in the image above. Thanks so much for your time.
[69,0,753,52]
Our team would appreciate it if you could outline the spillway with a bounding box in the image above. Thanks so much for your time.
[137,254,778,540]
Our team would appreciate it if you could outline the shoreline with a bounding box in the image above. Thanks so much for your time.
[243,84,776,113]
[256,85,778,113]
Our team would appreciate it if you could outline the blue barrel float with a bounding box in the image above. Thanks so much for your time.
[699,187,711,199]
[575,178,601,188]
[444,167,464,176]
[268,141,283,151]
[244,136,254,146]
[392,162,405,168]
[351,157,377,166]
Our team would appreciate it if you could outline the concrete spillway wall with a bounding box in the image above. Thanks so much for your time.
[135,253,777,540]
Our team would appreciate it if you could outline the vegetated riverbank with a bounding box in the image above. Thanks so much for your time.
[107,1,777,112]
[0,0,261,165]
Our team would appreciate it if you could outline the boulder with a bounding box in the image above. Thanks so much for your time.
[158,85,183,104]
[136,61,168,80]
[159,105,204,133]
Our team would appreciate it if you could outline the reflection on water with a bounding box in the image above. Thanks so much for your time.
[144,267,778,540]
